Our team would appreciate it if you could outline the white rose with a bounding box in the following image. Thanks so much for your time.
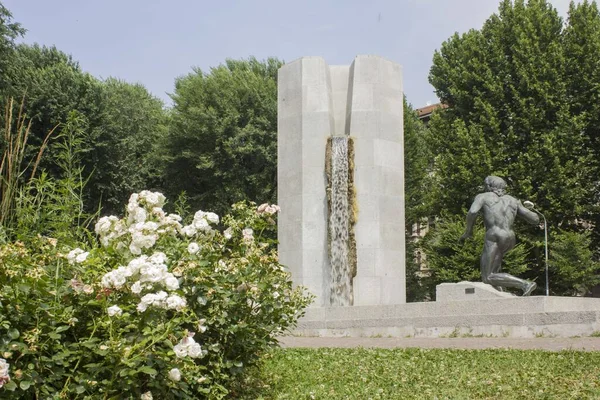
[181,225,197,237]
[223,227,233,240]
[140,391,153,400]
[166,295,186,311]
[107,305,122,317]
[131,281,142,294]
[173,343,187,358]
[205,212,219,224]
[168,368,181,382]
[187,242,200,254]
[164,275,180,291]
[193,218,209,231]
[187,342,202,358]
[136,302,148,313]
[66,248,84,264]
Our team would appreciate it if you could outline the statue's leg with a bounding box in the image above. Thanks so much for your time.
[485,234,536,295]
[480,239,497,285]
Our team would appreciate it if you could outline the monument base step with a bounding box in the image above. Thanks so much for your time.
[293,296,600,338]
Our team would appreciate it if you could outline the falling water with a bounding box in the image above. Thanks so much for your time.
[329,136,353,306]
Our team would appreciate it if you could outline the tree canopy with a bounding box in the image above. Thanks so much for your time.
[423,0,600,297]
[161,57,281,216]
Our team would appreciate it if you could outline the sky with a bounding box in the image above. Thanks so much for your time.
[4,0,579,109]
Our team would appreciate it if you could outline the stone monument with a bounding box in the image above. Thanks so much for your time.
[277,55,405,307]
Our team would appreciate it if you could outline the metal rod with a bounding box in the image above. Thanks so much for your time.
[542,213,549,296]
[533,208,549,296]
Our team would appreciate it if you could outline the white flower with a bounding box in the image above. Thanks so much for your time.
[167,213,182,222]
[257,203,268,213]
[173,335,203,359]
[187,342,202,358]
[67,248,87,265]
[181,225,197,237]
[130,231,157,252]
[75,251,90,264]
[95,215,118,235]
[242,228,254,243]
[139,263,168,284]
[140,391,153,400]
[151,207,166,218]
[140,191,166,208]
[149,252,167,264]
[197,318,207,333]
[166,294,187,311]
[101,269,127,289]
[168,368,181,382]
[223,227,233,240]
[107,305,122,317]
[187,242,200,254]
[205,212,219,224]
[273,291,280,299]
[128,206,147,224]
[131,281,142,294]
[129,243,142,255]
[164,275,180,291]
[0,358,9,388]
[265,205,276,214]
[193,218,210,231]
[173,343,187,358]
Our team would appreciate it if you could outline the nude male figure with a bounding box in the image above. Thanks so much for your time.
[460,176,539,296]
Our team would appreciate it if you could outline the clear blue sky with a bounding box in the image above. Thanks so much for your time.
[4,0,577,108]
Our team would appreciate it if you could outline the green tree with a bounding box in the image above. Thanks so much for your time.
[93,78,168,214]
[563,0,600,238]
[162,57,281,215]
[3,43,167,214]
[404,97,434,302]
[548,229,600,295]
[0,2,24,98]
[424,0,600,295]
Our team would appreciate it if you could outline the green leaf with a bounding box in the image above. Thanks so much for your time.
[19,380,32,390]
[4,380,17,391]
[138,366,157,375]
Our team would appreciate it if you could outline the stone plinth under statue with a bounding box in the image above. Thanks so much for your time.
[294,284,600,338]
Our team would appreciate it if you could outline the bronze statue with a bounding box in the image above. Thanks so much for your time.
[460,176,539,296]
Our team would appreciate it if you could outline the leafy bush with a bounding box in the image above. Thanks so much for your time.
[0,191,312,399]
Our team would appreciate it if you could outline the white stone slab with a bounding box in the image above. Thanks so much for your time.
[293,296,600,338]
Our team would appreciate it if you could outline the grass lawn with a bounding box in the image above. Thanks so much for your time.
[237,347,600,399]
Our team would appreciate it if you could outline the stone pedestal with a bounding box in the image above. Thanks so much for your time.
[436,281,516,302]
[277,55,405,306]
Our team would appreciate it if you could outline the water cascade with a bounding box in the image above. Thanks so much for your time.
[328,136,353,306]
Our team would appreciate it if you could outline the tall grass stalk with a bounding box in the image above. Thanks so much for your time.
[0,97,57,228]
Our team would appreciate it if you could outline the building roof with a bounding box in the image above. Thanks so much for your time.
[416,103,448,121]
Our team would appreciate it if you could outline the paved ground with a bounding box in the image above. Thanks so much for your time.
[279,336,600,351]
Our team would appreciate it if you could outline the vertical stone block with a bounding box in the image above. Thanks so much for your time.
[278,55,406,308]
[349,55,405,305]
[278,57,333,306]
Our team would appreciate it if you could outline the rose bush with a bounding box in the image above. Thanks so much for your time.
[0,191,312,399]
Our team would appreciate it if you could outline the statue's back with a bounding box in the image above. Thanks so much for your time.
[481,193,518,231]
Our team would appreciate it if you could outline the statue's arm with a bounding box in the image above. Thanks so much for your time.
[460,195,484,241]
[517,201,540,225]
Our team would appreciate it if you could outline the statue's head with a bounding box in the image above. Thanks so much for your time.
[484,176,507,196]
